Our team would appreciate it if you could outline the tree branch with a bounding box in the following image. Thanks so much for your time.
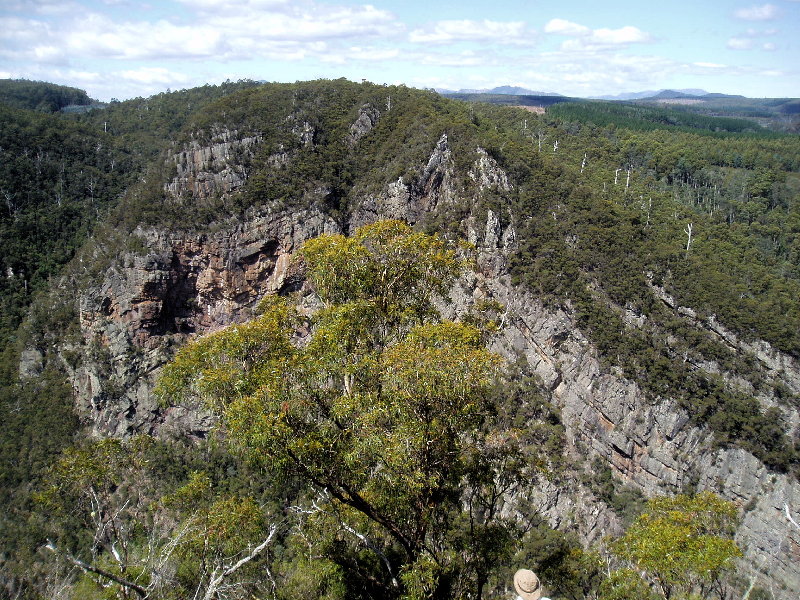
[45,540,147,599]
[201,526,278,600]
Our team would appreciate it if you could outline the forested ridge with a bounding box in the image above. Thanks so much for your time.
[0,79,799,599]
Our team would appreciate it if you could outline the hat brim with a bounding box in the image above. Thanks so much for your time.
[513,570,543,600]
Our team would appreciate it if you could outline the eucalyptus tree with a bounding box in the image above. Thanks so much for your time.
[158,220,517,599]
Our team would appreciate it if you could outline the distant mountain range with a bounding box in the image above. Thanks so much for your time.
[591,88,709,100]
[438,86,750,102]
[437,85,564,97]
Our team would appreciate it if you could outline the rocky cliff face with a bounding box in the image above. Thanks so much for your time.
[464,222,800,595]
[44,121,800,597]
[166,128,261,200]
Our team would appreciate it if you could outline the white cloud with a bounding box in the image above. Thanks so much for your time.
[0,17,55,58]
[727,37,755,49]
[177,0,292,14]
[726,25,780,51]
[408,20,532,45]
[543,19,590,36]
[693,62,727,68]
[60,15,226,60]
[734,4,780,20]
[544,18,651,51]
[591,26,651,45]
[0,1,403,66]
[3,0,81,15]
[2,64,211,101]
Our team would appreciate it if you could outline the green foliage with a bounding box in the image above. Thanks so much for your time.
[0,342,79,596]
[548,100,772,136]
[505,110,800,471]
[3,77,799,598]
[300,220,463,316]
[0,79,92,112]
[610,492,742,599]
[32,436,281,600]
[513,520,604,600]
[584,457,647,526]
[599,568,659,600]
[158,221,511,599]
[0,103,131,344]
[274,552,346,600]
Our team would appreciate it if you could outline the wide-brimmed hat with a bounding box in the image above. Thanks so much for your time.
[513,569,542,600]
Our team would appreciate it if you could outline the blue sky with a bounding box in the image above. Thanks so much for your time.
[1,0,798,101]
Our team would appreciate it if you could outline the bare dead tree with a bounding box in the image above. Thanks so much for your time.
[45,541,147,599]
[2,189,17,219]
[684,223,694,258]
[199,526,278,600]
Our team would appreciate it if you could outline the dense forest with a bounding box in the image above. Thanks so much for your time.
[0,79,799,600]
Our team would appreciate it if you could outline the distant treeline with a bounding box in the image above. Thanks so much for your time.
[0,79,93,113]
[443,92,577,108]
[548,101,773,136]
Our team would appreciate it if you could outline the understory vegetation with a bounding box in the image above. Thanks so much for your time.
[0,79,798,599]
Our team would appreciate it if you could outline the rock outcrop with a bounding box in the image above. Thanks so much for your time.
[348,104,381,145]
[166,128,261,200]
[71,208,338,438]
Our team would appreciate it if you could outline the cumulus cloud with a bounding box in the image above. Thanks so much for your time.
[591,26,651,44]
[61,15,226,60]
[408,20,532,45]
[0,17,56,60]
[543,19,590,36]
[1,0,403,65]
[734,4,780,21]
[0,63,197,100]
[544,18,652,51]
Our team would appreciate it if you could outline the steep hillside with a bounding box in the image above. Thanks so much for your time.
[3,79,800,599]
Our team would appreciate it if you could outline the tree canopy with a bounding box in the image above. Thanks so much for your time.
[607,491,741,599]
[158,220,511,599]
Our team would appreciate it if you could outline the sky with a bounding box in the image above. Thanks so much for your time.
[1,0,798,101]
